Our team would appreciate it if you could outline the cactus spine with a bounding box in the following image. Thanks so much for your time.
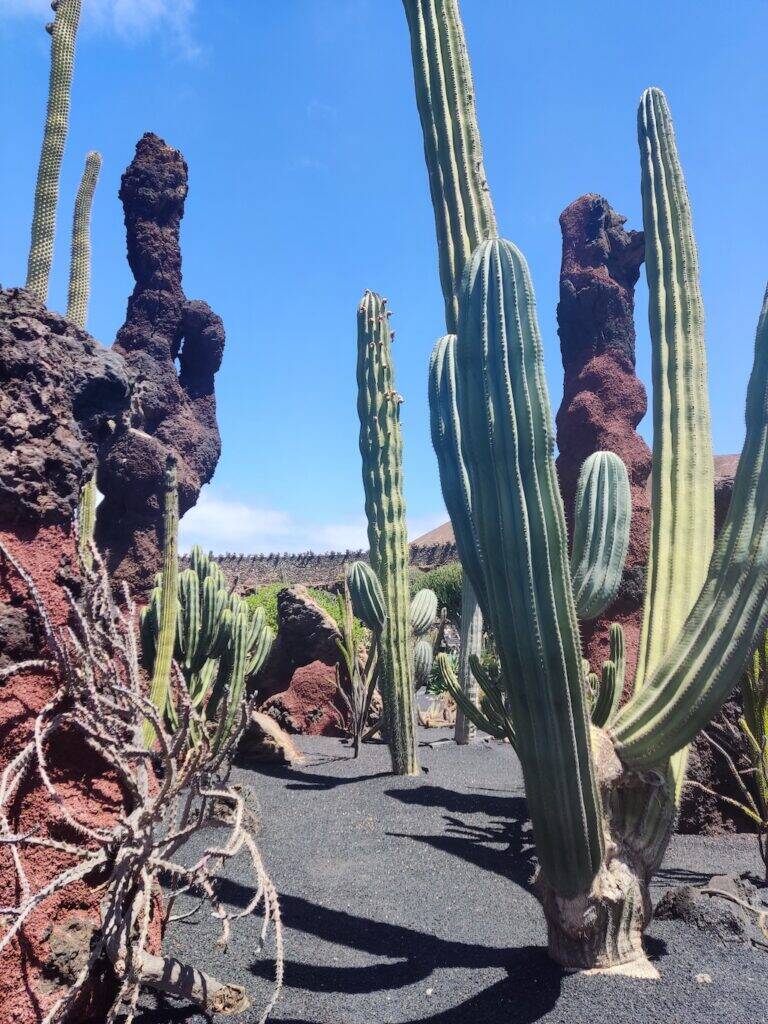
[67,150,101,328]
[356,291,419,775]
[144,456,179,747]
[26,0,82,303]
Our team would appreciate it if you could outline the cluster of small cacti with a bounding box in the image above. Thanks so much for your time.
[140,464,273,752]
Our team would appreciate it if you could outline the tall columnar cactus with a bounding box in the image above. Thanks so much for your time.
[634,87,714,689]
[26,0,82,304]
[143,456,179,747]
[449,238,605,896]
[356,292,419,775]
[404,0,497,740]
[426,77,768,969]
[67,150,101,328]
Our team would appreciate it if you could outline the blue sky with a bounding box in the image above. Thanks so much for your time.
[2,1,767,554]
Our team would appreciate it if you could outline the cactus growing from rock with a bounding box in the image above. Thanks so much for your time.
[143,456,179,747]
[426,80,768,968]
[26,0,82,303]
[356,292,419,775]
[67,150,101,328]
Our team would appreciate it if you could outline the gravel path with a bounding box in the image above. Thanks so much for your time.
[137,731,767,1024]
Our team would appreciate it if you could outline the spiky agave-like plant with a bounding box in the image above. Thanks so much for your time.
[428,83,768,968]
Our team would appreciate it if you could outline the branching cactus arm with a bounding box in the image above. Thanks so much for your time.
[635,87,714,689]
[612,284,768,768]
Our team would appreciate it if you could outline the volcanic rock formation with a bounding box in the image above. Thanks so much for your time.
[0,286,131,1022]
[95,133,225,598]
[256,586,349,736]
[555,194,650,688]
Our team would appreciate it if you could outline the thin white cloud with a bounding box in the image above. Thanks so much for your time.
[178,491,447,556]
[2,0,199,59]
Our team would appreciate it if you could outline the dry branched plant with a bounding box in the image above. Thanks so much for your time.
[0,540,283,1022]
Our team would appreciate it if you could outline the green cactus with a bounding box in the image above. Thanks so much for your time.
[26,0,82,304]
[422,55,768,965]
[66,150,101,328]
[454,582,483,743]
[141,542,274,752]
[404,0,495,741]
[356,291,419,775]
[76,473,97,568]
[413,638,434,691]
[570,452,631,621]
[634,87,714,690]
[143,456,179,747]
[346,559,386,633]
[410,588,438,637]
[402,0,497,333]
[439,238,604,897]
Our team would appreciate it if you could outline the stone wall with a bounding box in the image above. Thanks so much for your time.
[183,542,458,594]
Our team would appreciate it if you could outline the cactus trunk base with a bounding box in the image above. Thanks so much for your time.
[537,849,657,977]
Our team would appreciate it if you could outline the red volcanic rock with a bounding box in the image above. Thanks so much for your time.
[95,133,225,598]
[0,288,133,1021]
[261,661,347,736]
[256,585,342,700]
[555,194,649,689]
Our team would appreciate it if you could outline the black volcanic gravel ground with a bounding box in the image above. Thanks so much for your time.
[137,730,768,1024]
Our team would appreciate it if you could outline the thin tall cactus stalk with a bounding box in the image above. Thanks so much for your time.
[356,292,419,775]
[26,0,82,303]
[404,0,497,738]
[143,456,179,748]
[67,150,101,327]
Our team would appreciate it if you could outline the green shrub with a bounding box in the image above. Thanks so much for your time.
[418,563,463,624]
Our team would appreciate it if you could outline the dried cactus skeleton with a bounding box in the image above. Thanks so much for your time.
[0,540,282,1023]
